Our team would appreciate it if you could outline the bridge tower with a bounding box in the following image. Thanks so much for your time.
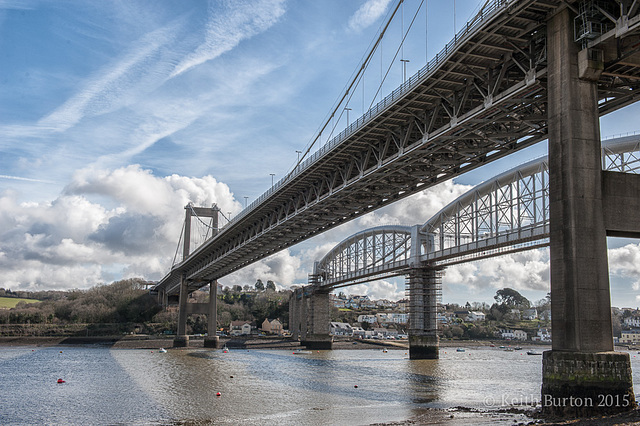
[174,204,221,348]
[542,5,635,415]
[299,274,333,350]
[407,267,442,359]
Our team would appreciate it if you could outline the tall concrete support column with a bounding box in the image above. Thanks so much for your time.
[299,289,309,344]
[304,290,333,350]
[543,7,635,416]
[289,289,301,340]
[204,281,219,348]
[174,273,189,347]
[407,267,441,359]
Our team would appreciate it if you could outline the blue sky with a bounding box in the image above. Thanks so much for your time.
[1,0,640,308]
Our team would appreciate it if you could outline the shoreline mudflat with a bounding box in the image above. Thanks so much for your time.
[0,335,410,350]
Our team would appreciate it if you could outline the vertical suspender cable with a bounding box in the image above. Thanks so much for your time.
[425,0,428,63]
[454,0,457,36]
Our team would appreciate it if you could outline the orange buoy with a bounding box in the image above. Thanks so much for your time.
[57,378,65,384]
[216,392,221,397]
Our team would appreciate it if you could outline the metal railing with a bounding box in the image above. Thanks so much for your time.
[225,0,514,228]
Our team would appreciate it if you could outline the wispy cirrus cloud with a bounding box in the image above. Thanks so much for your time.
[37,16,187,133]
[170,0,286,78]
[348,0,392,32]
[0,175,55,184]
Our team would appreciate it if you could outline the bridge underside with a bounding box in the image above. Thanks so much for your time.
[154,0,640,299]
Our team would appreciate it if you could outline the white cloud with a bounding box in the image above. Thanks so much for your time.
[348,279,404,300]
[0,165,241,290]
[444,249,550,293]
[348,0,393,32]
[170,0,286,78]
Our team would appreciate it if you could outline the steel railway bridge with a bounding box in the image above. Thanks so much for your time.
[152,0,640,416]
[290,134,640,352]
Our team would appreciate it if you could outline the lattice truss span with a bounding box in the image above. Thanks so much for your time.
[313,225,413,289]
[309,135,640,289]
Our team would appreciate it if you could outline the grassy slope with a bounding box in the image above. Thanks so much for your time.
[0,297,40,309]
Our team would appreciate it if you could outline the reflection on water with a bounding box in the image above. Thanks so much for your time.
[1,345,639,425]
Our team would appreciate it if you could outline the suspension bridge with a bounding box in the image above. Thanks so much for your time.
[152,0,640,416]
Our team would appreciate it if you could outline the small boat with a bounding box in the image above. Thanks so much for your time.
[527,350,542,356]
[499,345,506,349]
[158,348,167,353]
[514,347,522,351]
[456,348,465,352]
[504,348,514,352]
[222,345,229,353]
[292,350,312,355]
[382,348,388,353]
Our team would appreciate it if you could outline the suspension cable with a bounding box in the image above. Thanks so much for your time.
[284,0,404,182]
[172,218,185,266]
[368,0,425,111]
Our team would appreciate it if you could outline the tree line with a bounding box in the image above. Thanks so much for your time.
[0,278,292,336]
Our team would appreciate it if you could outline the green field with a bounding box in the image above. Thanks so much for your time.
[0,297,40,309]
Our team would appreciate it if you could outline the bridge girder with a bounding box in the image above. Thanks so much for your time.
[156,0,640,296]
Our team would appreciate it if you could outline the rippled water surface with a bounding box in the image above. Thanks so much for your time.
[1,345,639,425]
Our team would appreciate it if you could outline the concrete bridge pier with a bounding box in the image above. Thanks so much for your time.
[301,289,333,349]
[407,267,441,359]
[174,273,190,347]
[299,288,309,344]
[543,7,635,416]
[204,280,219,348]
[289,288,303,341]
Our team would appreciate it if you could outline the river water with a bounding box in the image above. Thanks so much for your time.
[1,345,639,425]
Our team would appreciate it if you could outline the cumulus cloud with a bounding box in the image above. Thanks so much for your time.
[0,165,241,290]
[347,0,393,32]
[609,243,640,291]
[348,279,404,300]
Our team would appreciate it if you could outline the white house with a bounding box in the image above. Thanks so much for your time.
[357,314,377,324]
[467,311,486,322]
[329,322,353,336]
[523,308,538,320]
[230,321,252,336]
[351,326,366,338]
[390,313,409,324]
[534,328,551,342]
[500,329,528,340]
[624,316,640,328]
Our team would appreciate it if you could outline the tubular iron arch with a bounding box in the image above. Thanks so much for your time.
[314,225,413,289]
[421,136,640,265]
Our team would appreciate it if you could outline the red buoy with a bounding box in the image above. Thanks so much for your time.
[57,378,65,384]
[216,392,221,397]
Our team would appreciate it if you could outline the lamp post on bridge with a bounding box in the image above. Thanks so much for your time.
[270,173,275,188]
[400,59,410,83]
[344,107,352,126]
[244,196,248,209]
[296,150,302,164]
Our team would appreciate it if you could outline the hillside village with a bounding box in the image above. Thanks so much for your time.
[1,281,639,347]
[228,287,639,348]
